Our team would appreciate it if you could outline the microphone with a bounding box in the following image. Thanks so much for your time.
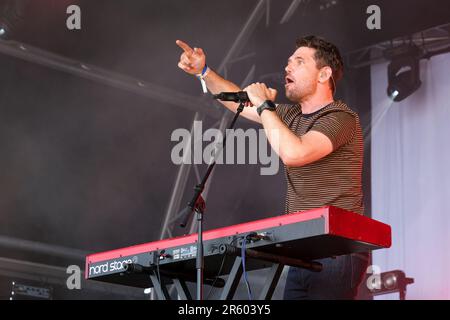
[213,91,250,103]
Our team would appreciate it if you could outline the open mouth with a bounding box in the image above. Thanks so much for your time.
[285,77,294,86]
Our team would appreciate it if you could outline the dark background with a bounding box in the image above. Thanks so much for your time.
[0,0,448,299]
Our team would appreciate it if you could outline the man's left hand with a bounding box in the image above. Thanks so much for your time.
[243,82,277,107]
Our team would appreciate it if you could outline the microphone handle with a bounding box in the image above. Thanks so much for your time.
[213,92,249,102]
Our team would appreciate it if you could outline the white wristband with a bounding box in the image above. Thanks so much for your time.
[196,65,210,93]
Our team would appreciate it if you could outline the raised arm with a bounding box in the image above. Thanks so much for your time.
[176,40,261,123]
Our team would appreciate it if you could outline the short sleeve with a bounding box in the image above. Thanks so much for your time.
[309,111,356,151]
[275,104,290,124]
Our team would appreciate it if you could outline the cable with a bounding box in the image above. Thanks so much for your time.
[155,251,163,295]
[205,250,228,300]
[205,237,240,300]
[241,235,253,300]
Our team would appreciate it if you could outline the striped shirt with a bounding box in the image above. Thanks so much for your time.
[275,100,364,215]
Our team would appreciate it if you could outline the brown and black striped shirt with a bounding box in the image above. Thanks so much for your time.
[275,100,364,215]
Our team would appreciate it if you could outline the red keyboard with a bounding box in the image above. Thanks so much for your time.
[86,206,391,288]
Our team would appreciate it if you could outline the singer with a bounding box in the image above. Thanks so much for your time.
[176,35,368,300]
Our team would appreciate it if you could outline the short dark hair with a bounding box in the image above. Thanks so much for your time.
[296,35,344,92]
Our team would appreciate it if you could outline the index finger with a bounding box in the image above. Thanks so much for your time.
[176,40,194,55]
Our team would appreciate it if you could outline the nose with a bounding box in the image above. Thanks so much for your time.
[285,63,291,74]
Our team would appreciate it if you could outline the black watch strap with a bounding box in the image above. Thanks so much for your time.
[257,100,277,116]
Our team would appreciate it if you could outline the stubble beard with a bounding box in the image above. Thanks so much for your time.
[285,83,314,104]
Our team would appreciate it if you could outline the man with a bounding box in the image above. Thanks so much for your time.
[176,35,369,300]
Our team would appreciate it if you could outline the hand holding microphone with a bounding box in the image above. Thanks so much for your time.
[214,83,277,107]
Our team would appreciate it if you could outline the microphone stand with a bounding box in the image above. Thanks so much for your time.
[178,101,246,300]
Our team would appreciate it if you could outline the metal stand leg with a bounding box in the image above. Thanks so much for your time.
[149,273,170,300]
[259,263,285,300]
[173,278,192,300]
[219,257,243,300]
[217,244,321,300]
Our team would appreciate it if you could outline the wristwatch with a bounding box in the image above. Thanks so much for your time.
[257,100,277,116]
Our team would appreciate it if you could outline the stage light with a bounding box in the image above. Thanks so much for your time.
[366,270,414,300]
[390,90,399,100]
[0,0,28,40]
[385,45,422,102]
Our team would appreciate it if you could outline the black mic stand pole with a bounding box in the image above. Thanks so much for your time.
[178,101,246,301]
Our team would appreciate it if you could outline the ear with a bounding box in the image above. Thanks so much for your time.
[318,66,333,84]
